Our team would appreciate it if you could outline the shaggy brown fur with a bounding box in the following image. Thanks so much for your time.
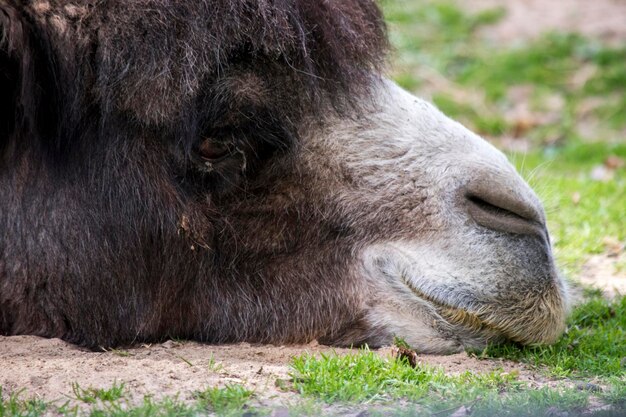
[0,0,387,348]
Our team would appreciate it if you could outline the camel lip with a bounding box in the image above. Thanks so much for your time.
[400,275,504,335]
[400,273,569,347]
[362,244,560,344]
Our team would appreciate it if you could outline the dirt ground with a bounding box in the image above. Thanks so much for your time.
[1,0,625,409]
[578,254,626,299]
[464,0,626,45]
[0,336,542,406]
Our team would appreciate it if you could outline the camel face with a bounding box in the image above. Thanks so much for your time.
[219,81,568,352]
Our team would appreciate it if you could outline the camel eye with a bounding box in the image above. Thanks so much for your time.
[196,137,232,162]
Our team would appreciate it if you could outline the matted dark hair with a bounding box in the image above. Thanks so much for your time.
[95,0,389,121]
[2,0,388,161]
[0,0,389,347]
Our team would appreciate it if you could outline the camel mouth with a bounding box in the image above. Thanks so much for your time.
[400,276,504,337]
[364,243,568,348]
[399,272,568,346]
[364,246,507,341]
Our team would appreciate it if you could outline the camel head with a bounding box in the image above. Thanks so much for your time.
[0,0,568,351]
[214,79,569,353]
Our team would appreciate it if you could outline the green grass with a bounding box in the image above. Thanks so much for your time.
[290,348,517,405]
[195,384,254,416]
[381,0,507,76]
[1,385,256,417]
[72,381,127,404]
[0,389,46,417]
[88,396,199,417]
[289,349,609,415]
[483,295,626,377]
[602,377,626,408]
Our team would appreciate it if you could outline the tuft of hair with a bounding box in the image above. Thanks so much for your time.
[3,0,388,157]
[93,0,389,125]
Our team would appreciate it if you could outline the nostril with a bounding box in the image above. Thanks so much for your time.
[465,192,546,237]
[467,195,533,223]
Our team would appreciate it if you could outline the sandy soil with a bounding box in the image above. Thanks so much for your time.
[1,0,625,411]
[0,336,309,405]
[463,0,626,45]
[0,336,543,405]
[579,254,626,298]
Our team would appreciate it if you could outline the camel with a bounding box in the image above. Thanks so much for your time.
[0,0,568,352]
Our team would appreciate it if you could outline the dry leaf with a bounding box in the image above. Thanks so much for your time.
[391,345,419,368]
[602,236,624,257]
[161,340,180,349]
[605,155,625,170]
[511,116,537,138]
